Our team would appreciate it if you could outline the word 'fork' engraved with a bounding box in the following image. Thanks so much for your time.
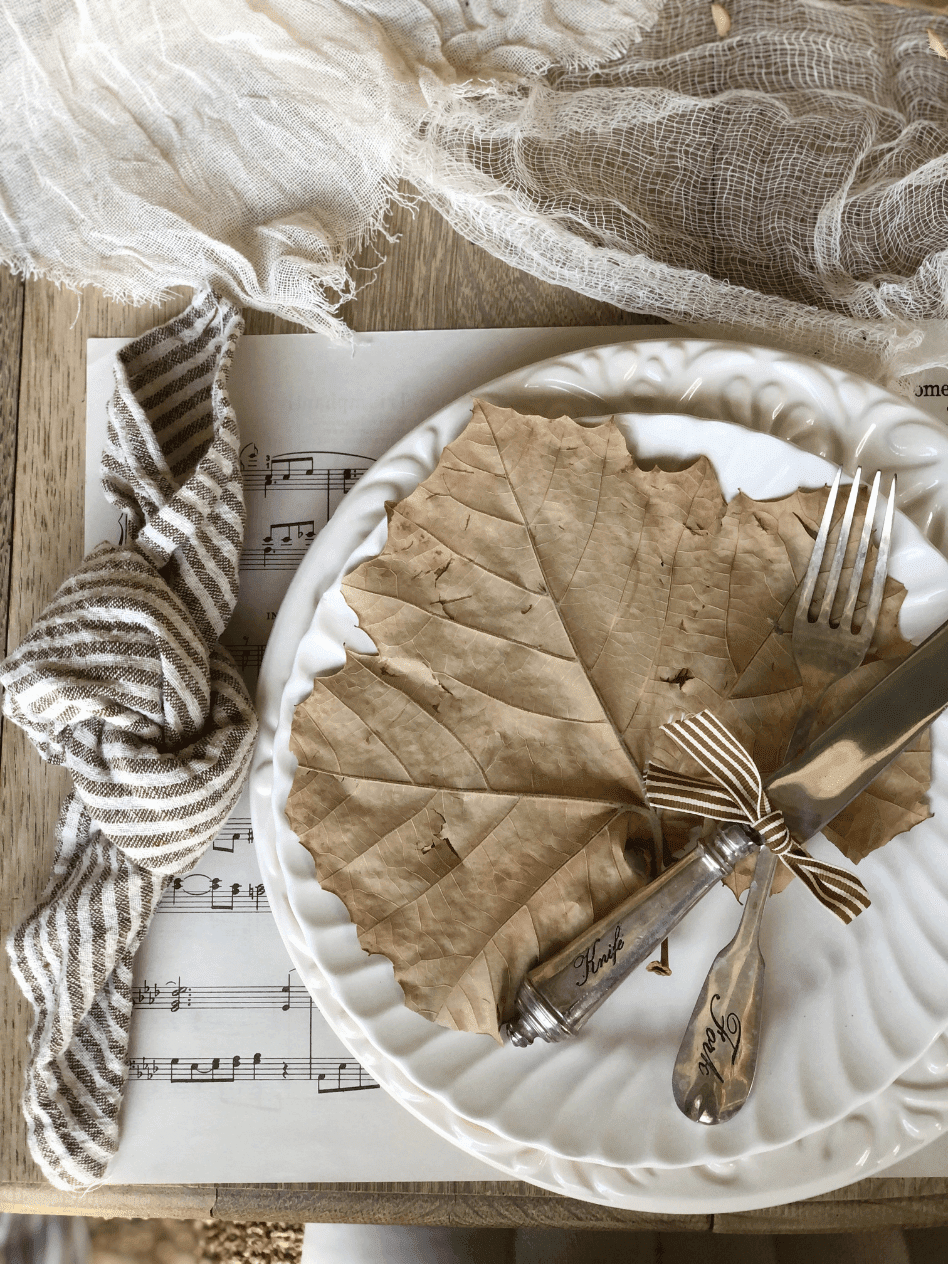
[696,993,742,1084]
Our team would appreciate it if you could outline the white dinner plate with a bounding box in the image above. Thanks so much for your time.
[251,338,948,1208]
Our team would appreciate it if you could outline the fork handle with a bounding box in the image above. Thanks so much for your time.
[672,843,780,1123]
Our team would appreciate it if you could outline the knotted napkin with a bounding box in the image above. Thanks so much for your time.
[645,711,871,924]
[0,292,258,1189]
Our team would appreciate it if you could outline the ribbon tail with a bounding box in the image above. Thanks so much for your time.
[778,843,871,924]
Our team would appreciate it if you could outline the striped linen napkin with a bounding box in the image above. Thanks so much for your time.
[0,292,258,1189]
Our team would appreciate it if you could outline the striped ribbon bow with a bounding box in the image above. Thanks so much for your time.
[644,711,871,924]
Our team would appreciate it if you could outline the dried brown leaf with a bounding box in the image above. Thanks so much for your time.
[287,401,931,1037]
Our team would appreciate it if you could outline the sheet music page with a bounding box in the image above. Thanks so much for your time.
[87,324,658,1183]
[85,329,948,1181]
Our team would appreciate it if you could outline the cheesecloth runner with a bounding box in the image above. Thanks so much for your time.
[0,292,258,1189]
[4,0,948,388]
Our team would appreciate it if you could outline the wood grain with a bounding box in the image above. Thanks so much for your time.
[0,266,24,1189]
[0,1179,707,1229]
[4,1178,948,1232]
[0,268,23,654]
[338,195,660,333]
[0,1182,216,1220]
[212,1182,708,1231]
[717,1177,948,1233]
[0,199,941,1229]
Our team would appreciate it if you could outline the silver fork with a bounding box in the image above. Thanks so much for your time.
[671,467,896,1125]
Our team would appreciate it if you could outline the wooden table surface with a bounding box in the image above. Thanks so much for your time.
[2,202,948,1231]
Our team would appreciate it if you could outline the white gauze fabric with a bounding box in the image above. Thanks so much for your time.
[4,1,948,387]
[0,0,663,326]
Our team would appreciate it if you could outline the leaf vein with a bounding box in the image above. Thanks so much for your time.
[484,411,647,800]
[292,767,638,809]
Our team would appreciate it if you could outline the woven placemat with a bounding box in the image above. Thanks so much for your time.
[87,1219,303,1264]
[198,1222,303,1264]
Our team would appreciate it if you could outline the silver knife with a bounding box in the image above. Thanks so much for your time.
[506,618,948,1048]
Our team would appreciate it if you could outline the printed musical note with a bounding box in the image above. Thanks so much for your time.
[242,451,371,502]
[271,452,314,481]
[209,817,255,854]
[169,979,191,1012]
[263,519,316,545]
[169,1056,236,1084]
[215,879,240,911]
[157,874,270,914]
[317,1061,375,1095]
[243,519,317,574]
[128,1055,379,1086]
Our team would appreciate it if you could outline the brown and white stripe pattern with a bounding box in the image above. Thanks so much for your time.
[645,711,871,925]
[0,292,258,1189]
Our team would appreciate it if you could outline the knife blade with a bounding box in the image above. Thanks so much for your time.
[767,616,948,838]
[506,617,948,1047]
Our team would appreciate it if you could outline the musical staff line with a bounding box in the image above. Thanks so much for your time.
[222,644,266,675]
[240,544,310,573]
[239,447,371,501]
[128,1054,380,1090]
[133,980,313,1010]
[247,465,370,499]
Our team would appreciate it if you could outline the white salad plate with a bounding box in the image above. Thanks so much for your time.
[251,338,948,1210]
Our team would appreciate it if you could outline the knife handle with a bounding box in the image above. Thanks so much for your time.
[506,825,758,1047]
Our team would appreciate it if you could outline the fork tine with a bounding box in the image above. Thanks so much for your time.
[817,468,862,624]
[785,468,894,767]
[838,470,881,629]
[797,468,842,619]
[857,474,896,641]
